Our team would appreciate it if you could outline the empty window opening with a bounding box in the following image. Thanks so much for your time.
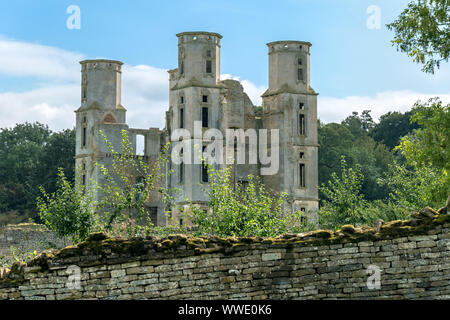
[298,58,303,65]
[299,163,306,188]
[180,96,184,104]
[206,60,212,74]
[299,102,305,110]
[202,146,209,183]
[136,135,145,156]
[82,174,86,186]
[180,108,184,128]
[179,148,184,184]
[202,95,208,103]
[179,164,184,184]
[202,107,209,128]
[300,152,305,159]
[82,127,87,147]
[300,208,306,223]
[299,114,306,135]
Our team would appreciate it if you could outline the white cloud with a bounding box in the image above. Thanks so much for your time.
[0,85,79,131]
[121,64,169,129]
[0,36,83,81]
[0,36,170,131]
[318,91,450,123]
[0,64,170,131]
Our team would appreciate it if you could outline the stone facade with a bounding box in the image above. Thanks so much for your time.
[75,31,319,226]
[1,207,449,300]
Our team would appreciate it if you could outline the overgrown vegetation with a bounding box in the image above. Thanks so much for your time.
[36,169,95,243]
[319,98,449,229]
[186,166,311,237]
[94,129,170,238]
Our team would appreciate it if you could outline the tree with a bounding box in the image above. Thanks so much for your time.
[318,113,394,201]
[397,98,450,172]
[95,130,169,238]
[387,0,450,73]
[341,110,375,138]
[379,161,447,211]
[36,129,76,194]
[319,157,368,229]
[369,110,419,150]
[36,168,95,243]
[0,123,76,224]
[0,122,52,221]
[318,122,354,188]
[394,98,449,207]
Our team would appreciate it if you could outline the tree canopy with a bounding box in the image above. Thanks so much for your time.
[0,123,75,224]
[387,0,450,73]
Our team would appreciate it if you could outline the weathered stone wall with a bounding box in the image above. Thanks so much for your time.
[0,208,449,300]
[0,224,67,267]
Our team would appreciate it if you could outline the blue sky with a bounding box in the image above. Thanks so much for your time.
[0,0,449,130]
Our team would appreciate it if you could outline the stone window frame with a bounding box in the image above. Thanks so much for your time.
[81,114,88,149]
[297,146,308,189]
[200,145,209,184]
[200,89,211,129]
[179,92,185,129]
[298,162,307,189]
[297,99,307,137]
[296,54,306,84]
[179,147,184,184]
[81,74,88,102]
[298,149,307,161]
[81,160,87,191]
[300,207,307,223]
[204,47,215,76]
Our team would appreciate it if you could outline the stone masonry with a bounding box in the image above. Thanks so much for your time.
[0,207,448,300]
[0,224,67,267]
[75,31,319,226]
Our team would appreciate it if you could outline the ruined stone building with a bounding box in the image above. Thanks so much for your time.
[75,31,319,226]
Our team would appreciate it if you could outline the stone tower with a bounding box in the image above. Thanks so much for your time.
[261,41,319,221]
[75,59,165,224]
[167,32,225,210]
[74,59,128,198]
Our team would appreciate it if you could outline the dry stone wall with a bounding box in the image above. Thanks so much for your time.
[0,207,449,300]
[0,224,67,267]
